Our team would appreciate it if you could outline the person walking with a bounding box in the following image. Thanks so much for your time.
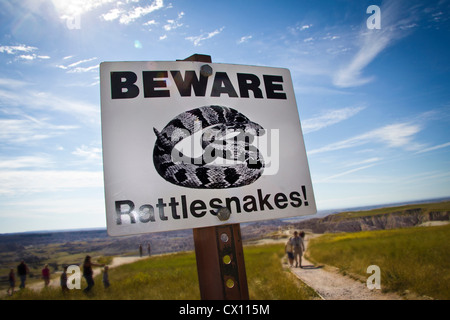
[139,244,143,257]
[102,266,110,289]
[42,264,50,287]
[60,265,69,293]
[7,268,15,296]
[17,261,29,289]
[82,255,104,293]
[285,237,294,267]
[290,231,305,268]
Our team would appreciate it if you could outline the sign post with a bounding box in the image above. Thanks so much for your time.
[100,53,317,300]
[184,54,249,299]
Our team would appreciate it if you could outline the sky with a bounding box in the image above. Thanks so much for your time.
[0,0,449,233]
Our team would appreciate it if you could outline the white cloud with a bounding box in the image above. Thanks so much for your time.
[101,0,165,25]
[58,57,97,69]
[309,122,422,155]
[288,23,313,35]
[0,156,53,169]
[319,164,377,182]
[67,65,99,73]
[0,44,37,55]
[72,145,102,162]
[163,12,184,31]
[186,27,225,46]
[52,0,116,17]
[343,157,383,167]
[57,57,98,73]
[0,116,77,144]
[0,44,50,61]
[415,142,450,154]
[0,87,100,125]
[102,8,122,21]
[333,2,419,87]
[302,106,365,134]
[0,170,103,195]
[0,78,28,88]
[237,35,252,44]
[143,19,157,26]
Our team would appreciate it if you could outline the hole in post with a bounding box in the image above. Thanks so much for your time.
[223,255,231,264]
[220,233,229,243]
[226,278,235,289]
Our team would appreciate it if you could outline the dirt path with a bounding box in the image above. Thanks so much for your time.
[287,235,403,300]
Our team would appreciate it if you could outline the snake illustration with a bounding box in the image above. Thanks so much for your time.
[153,105,265,189]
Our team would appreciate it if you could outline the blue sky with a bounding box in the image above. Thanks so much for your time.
[0,0,449,233]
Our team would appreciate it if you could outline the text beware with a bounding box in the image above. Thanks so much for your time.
[110,70,287,100]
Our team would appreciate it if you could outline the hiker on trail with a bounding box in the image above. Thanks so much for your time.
[60,265,68,293]
[139,244,143,257]
[82,255,105,293]
[102,266,110,289]
[7,268,15,296]
[17,261,29,289]
[42,264,50,287]
[289,231,305,268]
[285,238,295,267]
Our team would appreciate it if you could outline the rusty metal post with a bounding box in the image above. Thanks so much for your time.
[193,223,249,300]
[182,53,249,300]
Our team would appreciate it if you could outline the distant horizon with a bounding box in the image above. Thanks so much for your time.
[2,196,448,235]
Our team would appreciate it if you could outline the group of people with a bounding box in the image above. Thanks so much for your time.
[138,243,151,257]
[79,255,110,293]
[7,260,32,296]
[6,256,110,296]
[285,231,306,268]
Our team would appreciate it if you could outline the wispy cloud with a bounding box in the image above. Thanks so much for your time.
[343,157,383,167]
[72,144,102,162]
[57,57,98,73]
[415,142,450,154]
[237,35,252,44]
[52,0,115,17]
[0,44,50,61]
[0,44,36,54]
[333,1,419,87]
[302,106,365,134]
[0,86,99,125]
[0,156,53,169]
[101,0,165,25]
[186,27,225,46]
[288,23,313,35]
[163,12,184,31]
[58,57,97,69]
[0,115,77,145]
[309,122,422,155]
[0,170,103,195]
[319,164,377,182]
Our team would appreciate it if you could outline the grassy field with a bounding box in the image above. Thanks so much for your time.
[5,243,319,300]
[306,224,450,299]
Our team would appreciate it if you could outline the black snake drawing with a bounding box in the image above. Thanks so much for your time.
[153,105,265,189]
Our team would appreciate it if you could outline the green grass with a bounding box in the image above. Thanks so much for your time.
[5,244,319,300]
[307,224,450,299]
[245,244,318,300]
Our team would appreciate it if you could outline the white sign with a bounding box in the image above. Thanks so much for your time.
[100,61,316,236]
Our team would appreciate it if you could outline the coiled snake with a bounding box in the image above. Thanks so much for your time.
[153,105,265,189]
